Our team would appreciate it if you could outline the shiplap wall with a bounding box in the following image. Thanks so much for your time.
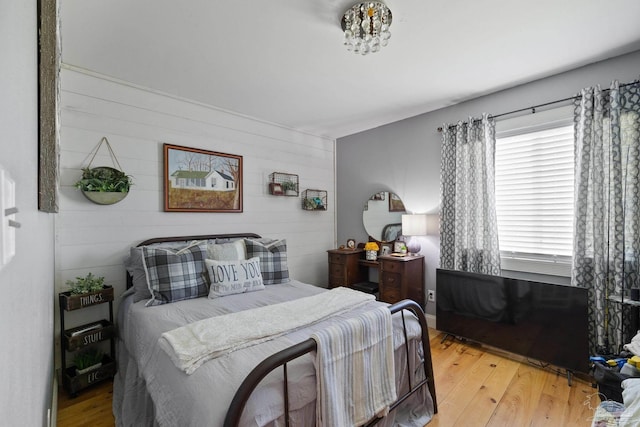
[55,67,336,346]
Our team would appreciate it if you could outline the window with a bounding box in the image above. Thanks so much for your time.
[494,106,574,276]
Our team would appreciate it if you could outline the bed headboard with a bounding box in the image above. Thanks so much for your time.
[125,232,261,289]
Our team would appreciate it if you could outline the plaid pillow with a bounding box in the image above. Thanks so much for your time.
[142,243,209,306]
[244,238,290,285]
[125,241,201,303]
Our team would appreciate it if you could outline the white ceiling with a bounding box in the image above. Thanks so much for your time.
[60,0,640,139]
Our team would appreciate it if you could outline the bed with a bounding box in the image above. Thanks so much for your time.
[113,233,437,426]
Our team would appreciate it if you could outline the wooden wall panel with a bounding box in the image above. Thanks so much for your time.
[55,67,336,362]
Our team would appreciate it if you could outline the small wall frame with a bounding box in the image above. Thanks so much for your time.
[269,172,299,197]
[301,189,327,211]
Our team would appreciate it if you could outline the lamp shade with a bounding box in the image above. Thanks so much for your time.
[402,214,429,236]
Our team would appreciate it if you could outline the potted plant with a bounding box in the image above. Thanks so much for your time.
[66,272,105,294]
[75,166,132,205]
[281,180,298,196]
[73,348,103,375]
[61,273,114,311]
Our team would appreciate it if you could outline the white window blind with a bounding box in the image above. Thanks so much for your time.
[495,107,574,273]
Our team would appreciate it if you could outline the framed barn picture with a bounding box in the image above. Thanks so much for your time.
[164,143,243,212]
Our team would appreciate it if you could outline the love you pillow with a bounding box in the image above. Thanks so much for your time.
[206,257,265,298]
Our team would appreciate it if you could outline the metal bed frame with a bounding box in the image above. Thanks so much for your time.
[224,299,437,427]
[126,233,438,426]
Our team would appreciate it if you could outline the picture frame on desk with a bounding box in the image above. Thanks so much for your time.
[380,243,392,256]
[393,240,406,254]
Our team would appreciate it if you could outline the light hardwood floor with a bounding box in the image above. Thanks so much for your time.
[57,328,600,426]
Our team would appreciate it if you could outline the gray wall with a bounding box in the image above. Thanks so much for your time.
[0,2,56,425]
[336,49,640,316]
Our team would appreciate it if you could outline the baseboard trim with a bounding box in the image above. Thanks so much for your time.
[49,374,57,427]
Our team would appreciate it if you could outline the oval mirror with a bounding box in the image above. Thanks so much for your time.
[362,191,406,242]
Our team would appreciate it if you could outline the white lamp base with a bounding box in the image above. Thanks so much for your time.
[405,236,421,255]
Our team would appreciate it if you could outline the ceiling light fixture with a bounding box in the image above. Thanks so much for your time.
[341,2,392,56]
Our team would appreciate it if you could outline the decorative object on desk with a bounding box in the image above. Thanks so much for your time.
[301,189,327,211]
[346,238,356,249]
[74,137,132,205]
[164,143,242,213]
[66,272,105,295]
[364,241,379,261]
[268,172,299,197]
[341,1,392,55]
[381,242,392,256]
[393,240,407,254]
[402,213,429,255]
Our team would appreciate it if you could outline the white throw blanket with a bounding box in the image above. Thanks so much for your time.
[311,305,396,427]
[159,287,375,374]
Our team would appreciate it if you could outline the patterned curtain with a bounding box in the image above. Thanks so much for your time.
[440,114,501,275]
[572,79,640,354]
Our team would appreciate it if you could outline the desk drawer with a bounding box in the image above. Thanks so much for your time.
[329,262,345,276]
[380,260,402,273]
[328,253,346,264]
[380,273,401,303]
[329,271,346,284]
[381,272,401,288]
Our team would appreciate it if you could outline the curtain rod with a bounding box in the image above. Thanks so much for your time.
[436,80,639,132]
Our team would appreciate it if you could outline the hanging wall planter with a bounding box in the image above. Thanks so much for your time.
[74,137,132,205]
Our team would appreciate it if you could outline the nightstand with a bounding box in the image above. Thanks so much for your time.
[58,287,117,396]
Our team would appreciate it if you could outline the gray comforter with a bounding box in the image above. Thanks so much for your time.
[113,281,433,426]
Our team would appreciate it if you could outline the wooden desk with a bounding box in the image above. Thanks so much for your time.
[327,249,425,307]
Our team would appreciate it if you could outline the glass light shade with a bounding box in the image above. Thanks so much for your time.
[341,2,392,56]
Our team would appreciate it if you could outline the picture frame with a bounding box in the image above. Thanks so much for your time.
[393,240,406,253]
[380,243,392,256]
[164,143,243,212]
[389,192,406,212]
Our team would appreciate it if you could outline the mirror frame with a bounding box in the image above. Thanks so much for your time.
[362,191,406,243]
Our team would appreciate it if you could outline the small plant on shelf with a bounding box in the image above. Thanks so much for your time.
[281,180,298,196]
[73,348,103,373]
[66,273,105,295]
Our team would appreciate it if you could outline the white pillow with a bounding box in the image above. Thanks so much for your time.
[206,257,264,298]
[207,240,246,261]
